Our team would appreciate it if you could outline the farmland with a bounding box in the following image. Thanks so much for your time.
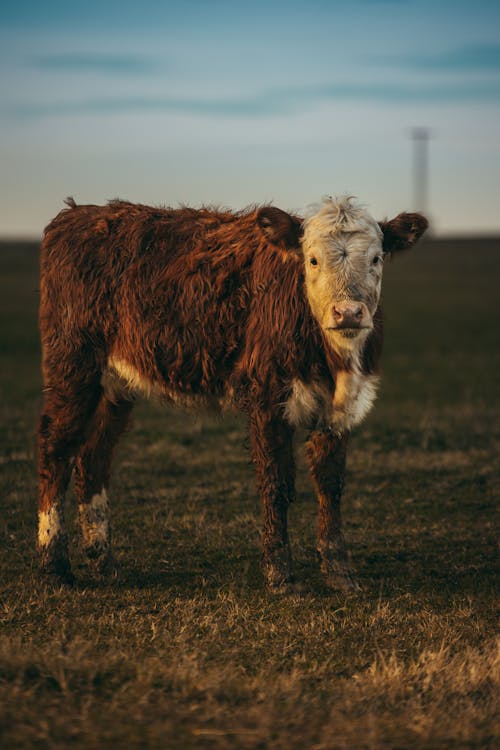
[0,236,498,749]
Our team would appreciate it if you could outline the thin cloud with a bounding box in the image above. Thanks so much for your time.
[8,78,500,120]
[286,80,500,103]
[372,42,500,72]
[31,53,160,75]
[10,95,291,119]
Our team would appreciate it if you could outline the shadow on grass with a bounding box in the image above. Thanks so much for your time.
[61,528,499,609]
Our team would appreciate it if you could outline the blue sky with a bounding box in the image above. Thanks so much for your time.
[1,0,499,236]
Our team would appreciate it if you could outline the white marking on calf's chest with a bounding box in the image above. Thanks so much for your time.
[284,372,379,433]
[331,370,379,433]
[284,379,332,429]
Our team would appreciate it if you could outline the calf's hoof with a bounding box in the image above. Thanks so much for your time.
[322,563,362,593]
[263,546,292,591]
[85,548,117,578]
[82,534,116,577]
[268,578,306,595]
[42,568,75,587]
[39,556,75,587]
[318,539,361,593]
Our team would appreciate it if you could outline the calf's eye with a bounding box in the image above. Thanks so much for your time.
[373,255,381,265]
[310,257,318,267]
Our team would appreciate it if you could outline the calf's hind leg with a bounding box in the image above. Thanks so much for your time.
[74,396,133,575]
[306,430,360,592]
[38,382,102,584]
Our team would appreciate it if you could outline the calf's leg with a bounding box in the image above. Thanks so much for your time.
[38,382,102,584]
[305,430,360,591]
[74,396,133,574]
[249,411,295,589]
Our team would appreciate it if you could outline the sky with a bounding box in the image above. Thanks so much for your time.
[1,0,499,237]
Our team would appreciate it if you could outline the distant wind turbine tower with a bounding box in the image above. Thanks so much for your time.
[411,127,431,216]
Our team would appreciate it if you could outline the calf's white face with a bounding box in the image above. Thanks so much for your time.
[302,197,428,354]
[302,197,384,351]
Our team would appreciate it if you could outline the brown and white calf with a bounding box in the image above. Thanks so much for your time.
[38,196,427,589]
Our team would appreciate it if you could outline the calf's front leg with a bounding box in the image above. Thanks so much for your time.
[305,430,360,592]
[249,411,295,589]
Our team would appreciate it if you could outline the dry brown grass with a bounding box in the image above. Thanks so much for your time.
[0,237,498,748]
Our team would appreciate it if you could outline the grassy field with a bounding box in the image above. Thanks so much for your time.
[0,236,498,749]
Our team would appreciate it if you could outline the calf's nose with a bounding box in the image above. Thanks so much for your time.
[332,302,364,328]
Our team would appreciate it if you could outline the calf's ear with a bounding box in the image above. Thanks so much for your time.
[257,206,303,250]
[379,213,428,253]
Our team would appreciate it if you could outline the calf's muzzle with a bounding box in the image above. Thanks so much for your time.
[331,301,370,330]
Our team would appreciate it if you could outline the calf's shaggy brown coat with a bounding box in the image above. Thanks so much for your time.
[38,198,427,589]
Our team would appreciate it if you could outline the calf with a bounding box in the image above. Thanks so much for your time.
[38,196,427,589]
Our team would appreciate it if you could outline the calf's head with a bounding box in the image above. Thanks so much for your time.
[301,197,428,350]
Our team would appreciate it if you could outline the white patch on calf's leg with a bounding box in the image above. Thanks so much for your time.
[38,499,72,582]
[79,488,110,553]
[38,504,63,548]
